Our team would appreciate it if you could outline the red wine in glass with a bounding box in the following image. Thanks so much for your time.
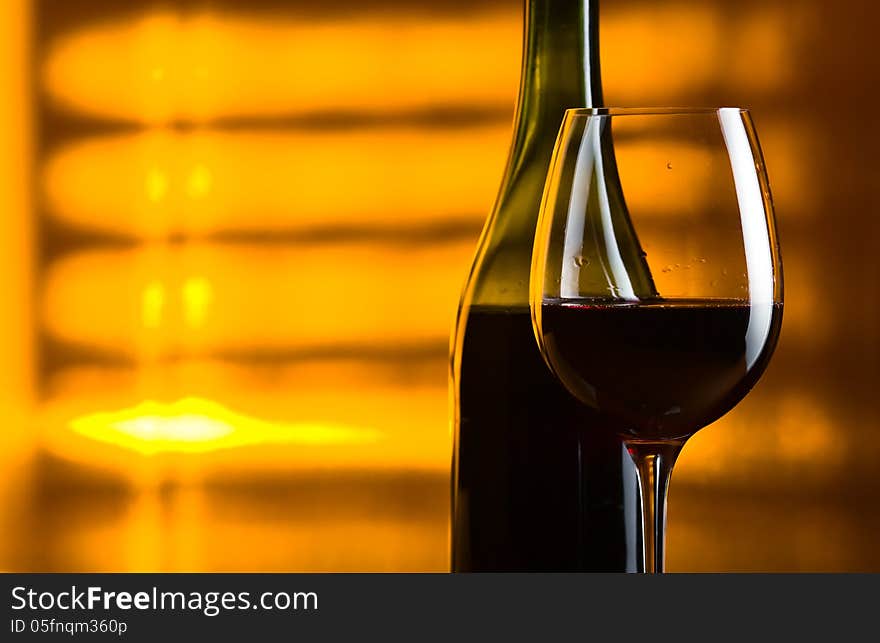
[540,298,783,443]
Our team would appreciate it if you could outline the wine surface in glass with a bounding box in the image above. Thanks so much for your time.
[540,299,783,442]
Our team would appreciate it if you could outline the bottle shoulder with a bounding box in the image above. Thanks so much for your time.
[461,161,551,308]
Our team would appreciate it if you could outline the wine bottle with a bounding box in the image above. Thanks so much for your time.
[451,0,653,571]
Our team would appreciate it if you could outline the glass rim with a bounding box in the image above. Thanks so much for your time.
[562,107,749,116]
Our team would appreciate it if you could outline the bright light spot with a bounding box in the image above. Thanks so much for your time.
[186,164,212,199]
[181,277,213,328]
[141,281,165,328]
[115,413,232,443]
[69,397,385,456]
[144,168,168,202]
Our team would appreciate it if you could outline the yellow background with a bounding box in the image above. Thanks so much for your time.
[1,0,877,571]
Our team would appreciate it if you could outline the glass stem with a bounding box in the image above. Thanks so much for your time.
[626,441,683,574]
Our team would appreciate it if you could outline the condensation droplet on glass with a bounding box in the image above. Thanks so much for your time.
[698,258,707,264]
[666,162,673,170]
[574,255,590,267]
[721,268,729,277]
[684,264,691,270]
[710,280,718,287]
[661,265,672,273]
[674,263,681,268]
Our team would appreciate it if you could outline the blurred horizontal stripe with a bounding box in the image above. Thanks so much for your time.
[42,242,472,355]
[41,4,798,123]
[42,125,806,243]
[43,127,508,237]
[45,354,446,399]
[613,140,715,215]
[18,461,449,571]
[43,9,520,122]
[601,4,798,102]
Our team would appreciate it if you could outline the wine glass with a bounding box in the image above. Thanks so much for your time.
[530,108,783,573]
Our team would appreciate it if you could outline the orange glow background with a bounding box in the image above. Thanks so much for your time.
[1,0,877,571]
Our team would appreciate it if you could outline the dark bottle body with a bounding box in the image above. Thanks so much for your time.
[454,306,638,570]
[451,0,642,571]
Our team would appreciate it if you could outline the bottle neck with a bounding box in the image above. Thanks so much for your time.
[501,0,604,197]
[516,0,603,129]
[464,0,607,308]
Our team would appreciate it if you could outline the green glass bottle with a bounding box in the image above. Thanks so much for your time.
[451,0,653,571]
